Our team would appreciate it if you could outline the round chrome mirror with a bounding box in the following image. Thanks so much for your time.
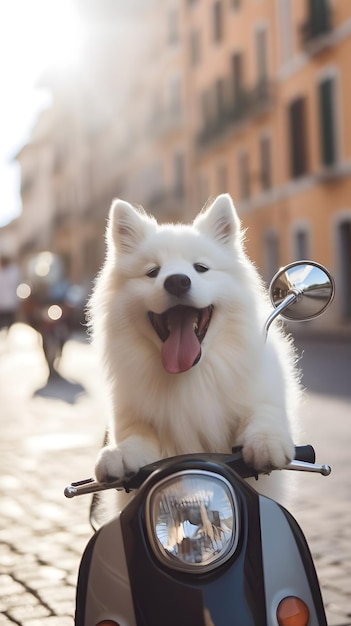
[269,261,335,322]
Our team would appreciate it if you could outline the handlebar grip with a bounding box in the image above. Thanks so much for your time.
[294,445,315,464]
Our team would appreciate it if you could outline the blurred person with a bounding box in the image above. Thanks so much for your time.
[0,255,20,331]
[20,251,86,377]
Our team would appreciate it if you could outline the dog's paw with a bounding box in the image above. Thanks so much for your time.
[118,435,161,474]
[95,445,125,482]
[95,436,161,482]
[238,425,294,472]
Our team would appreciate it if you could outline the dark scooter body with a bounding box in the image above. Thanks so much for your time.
[65,261,335,626]
[71,449,330,626]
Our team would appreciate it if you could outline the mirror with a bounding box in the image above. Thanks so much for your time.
[269,261,335,322]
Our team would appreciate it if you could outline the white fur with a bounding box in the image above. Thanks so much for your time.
[89,194,300,483]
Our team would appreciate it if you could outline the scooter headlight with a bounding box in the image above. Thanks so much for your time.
[145,470,239,573]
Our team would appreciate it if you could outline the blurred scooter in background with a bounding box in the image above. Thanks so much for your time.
[18,251,87,377]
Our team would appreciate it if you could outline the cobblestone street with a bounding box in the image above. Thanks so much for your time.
[0,325,103,626]
[0,325,350,625]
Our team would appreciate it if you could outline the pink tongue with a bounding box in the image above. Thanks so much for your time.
[161,307,201,374]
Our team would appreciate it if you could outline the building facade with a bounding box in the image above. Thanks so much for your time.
[12,0,351,334]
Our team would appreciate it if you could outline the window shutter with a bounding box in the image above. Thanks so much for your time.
[289,97,308,178]
[319,78,336,167]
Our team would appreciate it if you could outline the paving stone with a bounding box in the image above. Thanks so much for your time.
[0,574,26,595]
[7,603,52,622]
[0,616,21,626]
[23,618,73,626]
[0,592,36,612]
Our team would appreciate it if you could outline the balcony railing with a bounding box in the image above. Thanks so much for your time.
[197,80,272,148]
[146,185,186,218]
[147,108,185,139]
[301,3,333,50]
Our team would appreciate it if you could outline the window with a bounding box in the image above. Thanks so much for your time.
[278,0,293,64]
[174,152,185,196]
[294,229,309,259]
[213,1,223,43]
[143,162,163,198]
[231,0,241,10]
[198,172,209,206]
[231,52,244,104]
[339,220,351,319]
[169,76,182,117]
[306,0,331,39]
[255,26,268,85]
[201,90,213,128]
[190,30,201,65]
[264,231,280,283]
[288,97,308,178]
[168,8,179,45]
[238,151,250,200]
[217,163,228,193]
[215,78,225,119]
[150,91,162,127]
[259,135,272,190]
[318,76,337,167]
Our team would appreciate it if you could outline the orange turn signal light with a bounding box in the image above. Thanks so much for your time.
[277,596,310,626]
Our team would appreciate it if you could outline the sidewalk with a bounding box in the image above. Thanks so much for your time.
[0,324,350,625]
[0,325,103,625]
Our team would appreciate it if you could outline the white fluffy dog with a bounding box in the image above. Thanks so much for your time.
[89,194,300,483]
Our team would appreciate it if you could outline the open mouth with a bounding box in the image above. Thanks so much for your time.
[148,305,213,374]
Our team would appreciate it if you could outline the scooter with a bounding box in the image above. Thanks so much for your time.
[65,261,335,626]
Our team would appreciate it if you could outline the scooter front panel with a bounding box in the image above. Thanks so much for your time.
[74,456,327,626]
[259,496,327,626]
[120,466,267,626]
[82,517,137,626]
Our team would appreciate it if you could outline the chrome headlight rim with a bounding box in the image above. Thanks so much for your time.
[145,468,240,574]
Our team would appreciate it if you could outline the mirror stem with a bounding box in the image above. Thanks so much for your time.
[264,290,300,340]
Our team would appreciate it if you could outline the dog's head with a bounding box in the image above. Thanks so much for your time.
[106,194,250,374]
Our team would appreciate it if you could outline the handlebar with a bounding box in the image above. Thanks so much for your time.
[64,445,331,499]
[294,444,315,463]
[286,445,330,475]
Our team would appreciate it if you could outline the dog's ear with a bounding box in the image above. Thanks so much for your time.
[194,194,240,246]
[108,199,151,253]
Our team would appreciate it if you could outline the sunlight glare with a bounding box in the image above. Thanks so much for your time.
[24,0,86,75]
[0,1,86,88]
[16,282,31,299]
[47,305,63,321]
[39,0,87,72]
[0,0,88,226]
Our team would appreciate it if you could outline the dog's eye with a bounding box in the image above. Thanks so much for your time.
[194,263,209,273]
[146,267,160,278]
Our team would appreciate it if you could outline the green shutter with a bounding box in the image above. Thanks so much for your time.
[289,98,308,178]
[309,0,330,36]
[319,78,336,166]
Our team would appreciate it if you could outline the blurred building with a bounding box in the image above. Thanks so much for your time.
[13,0,351,334]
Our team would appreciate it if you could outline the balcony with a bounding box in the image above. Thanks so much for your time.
[146,186,186,220]
[197,80,273,148]
[147,108,185,140]
[316,161,351,184]
[300,3,333,54]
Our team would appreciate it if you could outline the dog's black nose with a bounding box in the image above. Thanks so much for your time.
[164,273,191,297]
